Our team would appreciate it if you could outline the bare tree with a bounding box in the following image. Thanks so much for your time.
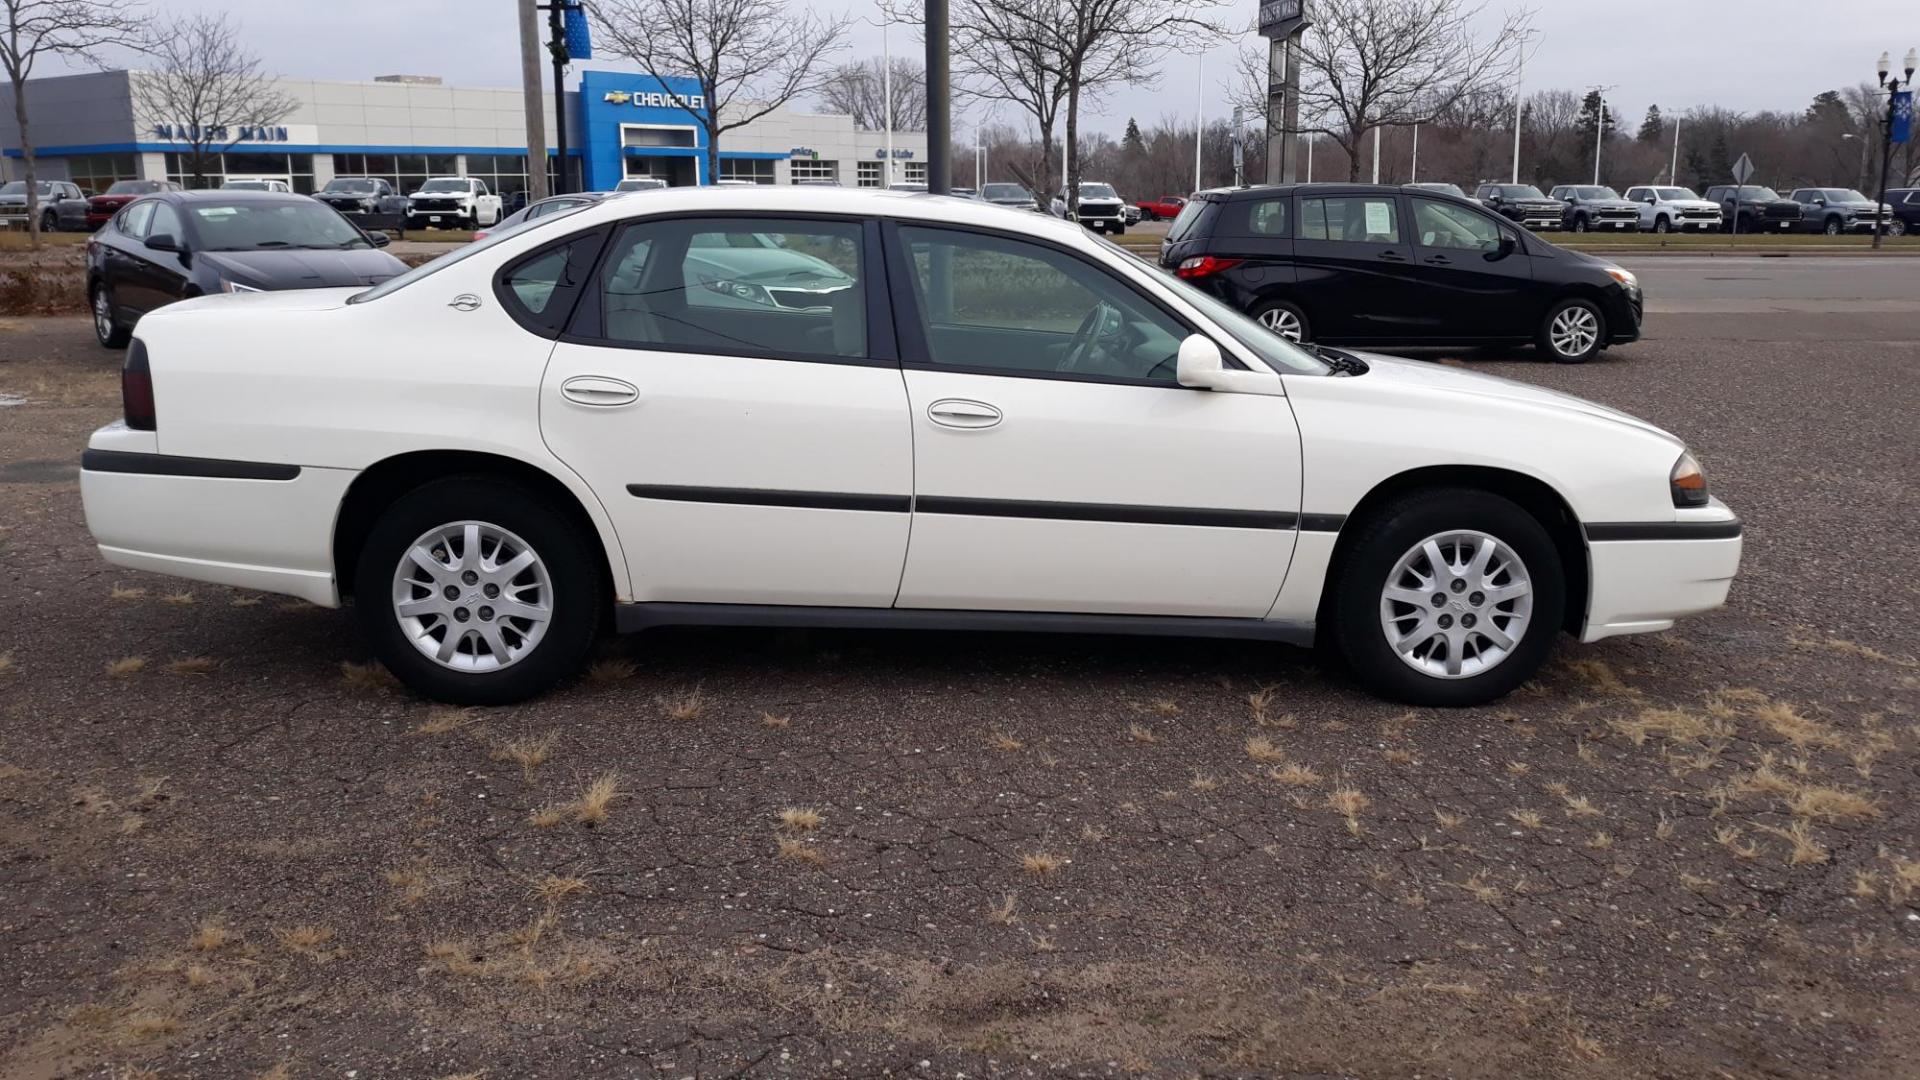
[949,0,1070,205]
[131,14,297,189]
[816,57,926,132]
[1247,0,1532,182]
[588,0,851,184]
[0,0,144,245]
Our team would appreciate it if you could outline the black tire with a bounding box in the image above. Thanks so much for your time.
[354,476,603,705]
[1652,216,1670,234]
[40,209,58,233]
[1537,296,1605,364]
[1822,217,1842,236]
[1889,219,1908,238]
[1328,488,1565,707]
[1111,222,1125,236]
[1571,215,1589,233]
[1249,298,1310,343]
[90,283,130,349]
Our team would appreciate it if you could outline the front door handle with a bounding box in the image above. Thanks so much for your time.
[1424,255,1452,265]
[560,375,640,407]
[1377,251,1407,262]
[927,398,1003,429]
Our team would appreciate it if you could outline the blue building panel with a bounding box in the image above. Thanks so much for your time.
[581,70,744,190]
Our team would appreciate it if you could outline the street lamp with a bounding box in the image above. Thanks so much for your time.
[859,1,904,184]
[1872,47,1917,249]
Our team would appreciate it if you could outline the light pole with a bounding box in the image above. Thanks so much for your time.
[1873,48,1918,250]
[1193,48,1205,193]
[1410,120,1419,183]
[1510,29,1538,184]
[1670,116,1681,184]
[1589,85,1616,186]
[860,3,902,184]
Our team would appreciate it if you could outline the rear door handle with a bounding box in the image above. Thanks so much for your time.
[560,375,640,407]
[1377,251,1407,262]
[1424,255,1452,265]
[927,398,1003,429]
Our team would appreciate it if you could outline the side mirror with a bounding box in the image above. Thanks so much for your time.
[145,232,181,253]
[1176,334,1284,395]
[1490,234,1518,259]
[363,229,391,248]
[1813,198,1826,207]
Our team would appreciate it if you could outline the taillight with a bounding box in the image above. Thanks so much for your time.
[1175,255,1243,280]
[122,339,155,431]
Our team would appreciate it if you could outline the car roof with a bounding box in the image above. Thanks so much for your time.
[542,185,1102,244]
[153,190,319,205]
[1193,182,1490,202]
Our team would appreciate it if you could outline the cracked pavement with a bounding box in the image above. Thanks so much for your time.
[2,308,1917,1079]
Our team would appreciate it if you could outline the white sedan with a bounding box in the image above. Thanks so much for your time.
[79,187,1742,707]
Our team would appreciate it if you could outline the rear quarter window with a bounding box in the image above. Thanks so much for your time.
[1164,198,1217,243]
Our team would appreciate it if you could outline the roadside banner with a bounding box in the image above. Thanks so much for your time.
[564,2,593,60]
[1893,90,1913,145]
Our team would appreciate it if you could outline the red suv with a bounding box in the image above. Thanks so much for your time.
[1135,194,1187,221]
[86,179,182,229]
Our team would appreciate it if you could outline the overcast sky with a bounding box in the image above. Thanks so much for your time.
[45,0,1912,138]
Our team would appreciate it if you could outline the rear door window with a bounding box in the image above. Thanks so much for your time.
[1299,196,1401,244]
[120,201,155,238]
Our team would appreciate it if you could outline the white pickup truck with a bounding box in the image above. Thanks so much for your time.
[406,176,503,229]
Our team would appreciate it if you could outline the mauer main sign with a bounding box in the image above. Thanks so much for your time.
[151,123,295,143]
[1258,0,1308,38]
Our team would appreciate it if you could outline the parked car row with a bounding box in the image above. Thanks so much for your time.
[76,184,1743,711]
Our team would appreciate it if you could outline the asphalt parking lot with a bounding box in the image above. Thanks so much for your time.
[2,267,1918,1079]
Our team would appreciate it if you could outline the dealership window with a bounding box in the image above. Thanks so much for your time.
[717,157,775,184]
[164,152,316,193]
[902,161,927,184]
[467,154,530,200]
[856,161,882,188]
[789,158,837,184]
[66,153,139,194]
[330,153,457,195]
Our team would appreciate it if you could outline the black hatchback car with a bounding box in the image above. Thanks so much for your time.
[86,190,408,349]
[1158,183,1643,363]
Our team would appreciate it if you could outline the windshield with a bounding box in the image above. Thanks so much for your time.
[105,180,160,196]
[1498,185,1546,199]
[350,204,591,304]
[615,178,665,190]
[189,201,373,251]
[1170,274,1331,376]
[1654,187,1697,200]
[419,179,468,193]
[0,181,54,195]
[1828,189,1871,202]
[1567,186,1619,200]
[324,179,378,193]
[1074,183,1119,200]
[1733,186,1780,200]
[982,183,1028,200]
[222,181,270,190]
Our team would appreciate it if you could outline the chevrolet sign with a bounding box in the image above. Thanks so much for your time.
[602,89,707,111]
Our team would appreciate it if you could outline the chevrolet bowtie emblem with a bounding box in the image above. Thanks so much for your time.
[603,91,631,105]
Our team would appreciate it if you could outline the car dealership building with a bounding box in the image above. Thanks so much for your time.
[0,68,929,197]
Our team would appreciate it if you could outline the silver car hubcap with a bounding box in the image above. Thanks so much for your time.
[1549,306,1598,357]
[1379,530,1534,680]
[391,520,552,672]
[93,290,113,341]
[1258,306,1303,341]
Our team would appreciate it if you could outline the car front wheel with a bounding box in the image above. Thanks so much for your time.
[1652,216,1670,234]
[355,477,602,705]
[1823,218,1843,236]
[1889,220,1908,237]
[1538,297,1605,363]
[91,284,130,349]
[1330,488,1564,707]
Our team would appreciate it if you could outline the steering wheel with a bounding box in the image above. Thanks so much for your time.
[1058,301,1119,374]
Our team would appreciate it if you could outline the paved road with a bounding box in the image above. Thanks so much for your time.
[1620,255,1920,314]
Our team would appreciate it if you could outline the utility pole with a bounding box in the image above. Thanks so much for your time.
[539,0,571,192]
[1411,121,1419,183]
[1510,29,1537,183]
[518,0,550,203]
[1371,125,1380,184]
[1193,53,1203,192]
[924,0,950,194]
[1589,85,1616,186]
[1670,116,1681,184]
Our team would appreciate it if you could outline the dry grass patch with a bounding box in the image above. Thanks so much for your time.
[1270,762,1321,786]
[490,731,558,781]
[161,591,195,605]
[164,655,217,675]
[759,711,791,729]
[1327,786,1370,836]
[415,705,476,735]
[586,657,637,683]
[0,652,11,675]
[1453,872,1501,903]
[659,686,707,720]
[273,924,337,960]
[777,806,823,832]
[339,660,401,693]
[1715,826,1760,859]
[106,656,146,678]
[1611,705,1731,747]
[777,836,826,866]
[1189,773,1221,793]
[1126,722,1159,745]
[987,893,1019,924]
[1788,785,1879,823]
[987,729,1024,751]
[1021,851,1066,876]
[1434,808,1466,829]
[1504,760,1530,776]
[125,1012,180,1038]
[230,594,263,607]
[1383,748,1415,765]
[1147,698,1181,716]
[1245,734,1286,763]
[529,805,570,828]
[189,920,232,952]
[109,584,146,601]
[1565,658,1637,697]
[532,875,589,904]
[573,772,621,825]
[1654,814,1677,841]
[1753,700,1840,750]
[1755,820,1830,865]
[1585,831,1614,850]
[1508,809,1545,830]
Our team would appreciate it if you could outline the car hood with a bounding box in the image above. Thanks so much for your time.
[1337,351,1679,445]
[0,194,32,207]
[89,194,137,205]
[198,248,408,289]
[1658,199,1719,210]
[1826,199,1888,211]
[318,191,378,200]
[687,247,850,285]
[1581,199,1640,211]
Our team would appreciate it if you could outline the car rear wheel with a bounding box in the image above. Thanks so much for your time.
[1329,488,1564,707]
[1538,298,1604,363]
[355,477,602,705]
[91,284,129,349]
[1251,299,1310,343]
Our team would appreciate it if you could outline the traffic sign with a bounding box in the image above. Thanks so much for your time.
[1731,153,1754,184]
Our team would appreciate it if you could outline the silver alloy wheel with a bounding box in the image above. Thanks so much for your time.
[92,288,114,343]
[1889,220,1907,237]
[1378,530,1534,680]
[1548,305,1599,358]
[390,520,553,673]
[1257,306,1304,341]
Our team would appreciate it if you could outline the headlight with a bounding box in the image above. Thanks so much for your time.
[1670,451,1709,508]
[1604,267,1638,290]
[220,279,261,294]
[702,277,772,306]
